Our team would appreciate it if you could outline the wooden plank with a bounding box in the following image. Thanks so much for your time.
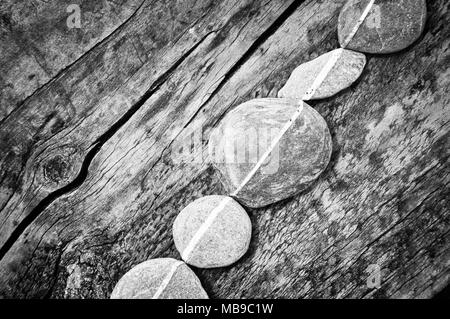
[0,0,143,121]
[0,0,449,298]
[0,0,301,297]
[0,0,288,249]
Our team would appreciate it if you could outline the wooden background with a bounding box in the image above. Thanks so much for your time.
[0,0,448,298]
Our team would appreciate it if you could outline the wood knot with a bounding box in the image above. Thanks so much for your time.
[39,146,81,188]
[43,155,71,183]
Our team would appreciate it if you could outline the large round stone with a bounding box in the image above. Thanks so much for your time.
[173,195,251,268]
[209,98,332,208]
[278,48,366,100]
[110,258,208,299]
[338,0,427,54]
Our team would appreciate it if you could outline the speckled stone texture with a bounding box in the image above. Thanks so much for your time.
[209,98,332,208]
[338,0,427,54]
[278,48,366,100]
[110,258,208,299]
[173,195,251,268]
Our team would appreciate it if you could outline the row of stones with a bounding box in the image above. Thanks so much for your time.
[111,0,427,299]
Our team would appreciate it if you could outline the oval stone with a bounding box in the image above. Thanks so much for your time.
[173,195,251,268]
[110,258,208,299]
[209,98,332,208]
[278,48,366,100]
[338,0,427,54]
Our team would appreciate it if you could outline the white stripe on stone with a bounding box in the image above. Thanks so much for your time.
[181,196,234,261]
[152,260,184,299]
[341,0,376,48]
[181,1,375,264]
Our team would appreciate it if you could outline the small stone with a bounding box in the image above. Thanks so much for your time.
[209,98,332,208]
[173,195,251,268]
[278,48,366,100]
[110,258,208,299]
[338,0,427,54]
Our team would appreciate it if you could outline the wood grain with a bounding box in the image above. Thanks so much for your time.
[0,0,282,249]
[0,0,448,298]
[0,0,143,121]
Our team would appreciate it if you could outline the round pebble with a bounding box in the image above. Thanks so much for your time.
[110,258,208,299]
[173,195,252,268]
[209,98,332,208]
[338,0,427,54]
[278,48,366,100]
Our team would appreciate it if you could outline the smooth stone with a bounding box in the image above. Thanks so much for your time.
[338,0,427,54]
[278,48,366,100]
[209,98,332,208]
[110,258,208,299]
[173,195,251,268]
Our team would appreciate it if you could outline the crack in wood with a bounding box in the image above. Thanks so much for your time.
[0,29,215,261]
[0,1,308,262]
[0,0,448,299]
[145,0,309,176]
[0,0,305,260]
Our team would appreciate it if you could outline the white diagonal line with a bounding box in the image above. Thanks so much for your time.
[230,101,305,197]
[152,260,184,299]
[341,0,376,48]
[182,101,305,261]
[181,1,374,262]
[181,196,234,261]
[302,48,343,100]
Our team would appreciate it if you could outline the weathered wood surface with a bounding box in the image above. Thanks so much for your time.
[0,0,259,249]
[0,0,448,298]
[0,0,143,121]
